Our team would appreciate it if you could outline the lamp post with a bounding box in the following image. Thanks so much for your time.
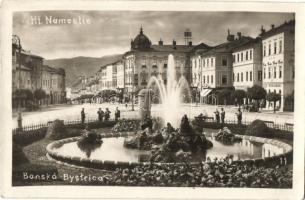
[13,35,23,130]
[131,86,135,111]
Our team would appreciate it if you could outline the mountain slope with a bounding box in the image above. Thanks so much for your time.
[45,54,123,87]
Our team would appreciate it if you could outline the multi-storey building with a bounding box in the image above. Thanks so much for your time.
[191,31,254,103]
[261,20,295,111]
[12,42,66,107]
[41,65,66,104]
[232,37,262,91]
[123,27,199,100]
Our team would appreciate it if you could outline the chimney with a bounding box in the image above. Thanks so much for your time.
[188,41,192,46]
[227,29,235,42]
[260,25,266,35]
[158,39,163,45]
[237,32,242,39]
[271,24,275,29]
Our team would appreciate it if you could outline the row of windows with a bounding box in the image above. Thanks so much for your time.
[193,57,216,68]
[141,64,167,69]
[263,66,283,79]
[193,74,214,84]
[268,89,282,95]
[263,40,283,57]
[233,71,254,82]
[233,50,253,63]
[193,74,229,85]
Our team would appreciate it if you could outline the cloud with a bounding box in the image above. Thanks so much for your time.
[13,11,294,59]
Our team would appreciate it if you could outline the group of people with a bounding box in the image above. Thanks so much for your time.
[214,108,243,124]
[80,107,121,124]
[99,156,292,188]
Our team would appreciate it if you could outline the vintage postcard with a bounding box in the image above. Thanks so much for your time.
[0,0,304,199]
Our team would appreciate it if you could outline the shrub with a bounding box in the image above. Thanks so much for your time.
[45,119,68,140]
[245,120,271,137]
[13,144,29,166]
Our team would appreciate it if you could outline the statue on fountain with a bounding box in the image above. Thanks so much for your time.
[123,114,213,162]
[215,126,240,144]
[77,125,103,158]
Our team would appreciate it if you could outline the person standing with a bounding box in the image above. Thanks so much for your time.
[81,108,86,124]
[115,107,121,121]
[220,108,225,124]
[105,108,111,121]
[236,108,242,125]
[214,109,220,123]
[97,108,104,122]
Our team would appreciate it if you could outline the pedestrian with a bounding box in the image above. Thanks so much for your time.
[105,108,111,121]
[125,103,128,109]
[115,107,121,121]
[220,108,225,124]
[214,109,220,123]
[97,108,104,122]
[236,108,242,125]
[81,108,85,124]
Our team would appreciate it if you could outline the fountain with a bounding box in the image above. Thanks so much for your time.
[45,54,293,172]
[147,54,191,127]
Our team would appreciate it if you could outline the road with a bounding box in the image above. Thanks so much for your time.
[12,103,293,128]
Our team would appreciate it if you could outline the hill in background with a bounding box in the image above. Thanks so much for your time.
[45,54,123,87]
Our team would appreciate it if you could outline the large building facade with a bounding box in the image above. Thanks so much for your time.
[12,42,66,108]
[261,21,295,111]
[232,37,263,91]
[70,20,295,111]
[123,27,195,100]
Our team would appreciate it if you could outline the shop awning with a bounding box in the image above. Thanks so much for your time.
[200,89,212,97]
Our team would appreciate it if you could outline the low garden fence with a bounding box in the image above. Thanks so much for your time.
[13,116,294,134]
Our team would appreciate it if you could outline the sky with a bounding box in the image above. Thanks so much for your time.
[13,11,294,60]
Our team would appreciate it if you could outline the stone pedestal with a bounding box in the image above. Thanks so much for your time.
[138,89,152,121]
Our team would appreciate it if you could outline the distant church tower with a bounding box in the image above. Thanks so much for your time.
[184,28,192,45]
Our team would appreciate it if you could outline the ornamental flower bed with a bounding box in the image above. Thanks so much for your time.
[112,119,140,132]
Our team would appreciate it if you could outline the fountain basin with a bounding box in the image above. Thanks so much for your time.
[46,129,293,170]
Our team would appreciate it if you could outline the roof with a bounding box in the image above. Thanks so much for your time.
[260,20,295,39]
[21,50,43,59]
[99,58,123,69]
[150,44,194,53]
[43,65,65,75]
[13,63,32,71]
[231,37,261,52]
[201,36,254,56]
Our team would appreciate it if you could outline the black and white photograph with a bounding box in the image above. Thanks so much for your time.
[1,1,304,199]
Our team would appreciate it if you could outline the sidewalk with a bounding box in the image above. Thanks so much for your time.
[12,104,75,118]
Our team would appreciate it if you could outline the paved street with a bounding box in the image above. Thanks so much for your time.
[12,103,293,128]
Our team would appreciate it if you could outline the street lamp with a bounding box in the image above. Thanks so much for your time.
[12,35,22,130]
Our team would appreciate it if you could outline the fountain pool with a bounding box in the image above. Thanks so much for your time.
[49,129,290,164]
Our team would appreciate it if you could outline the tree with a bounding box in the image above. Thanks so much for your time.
[284,91,294,111]
[34,89,47,105]
[217,89,232,105]
[266,92,281,113]
[247,85,266,108]
[231,89,246,107]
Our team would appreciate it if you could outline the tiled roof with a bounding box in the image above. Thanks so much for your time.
[231,37,261,52]
[150,44,194,53]
[13,63,32,71]
[202,36,254,56]
[43,65,65,75]
[21,50,43,59]
[99,58,123,69]
[260,20,295,39]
